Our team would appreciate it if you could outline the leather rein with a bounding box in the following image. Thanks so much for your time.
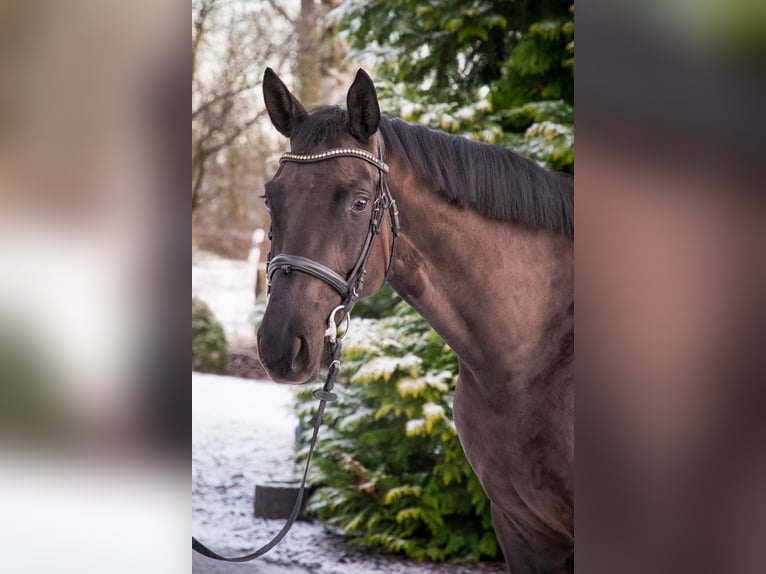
[192,132,399,562]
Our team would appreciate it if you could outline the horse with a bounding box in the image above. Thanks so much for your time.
[256,68,574,573]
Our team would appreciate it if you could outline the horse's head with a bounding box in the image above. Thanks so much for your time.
[257,68,395,384]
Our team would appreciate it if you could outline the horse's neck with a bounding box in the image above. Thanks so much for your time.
[386,161,573,385]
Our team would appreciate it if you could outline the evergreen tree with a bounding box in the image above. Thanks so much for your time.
[333,0,574,171]
[295,290,499,561]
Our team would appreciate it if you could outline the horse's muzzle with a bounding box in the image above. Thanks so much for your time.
[256,328,318,384]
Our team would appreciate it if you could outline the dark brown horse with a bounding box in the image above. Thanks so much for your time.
[257,68,573,573]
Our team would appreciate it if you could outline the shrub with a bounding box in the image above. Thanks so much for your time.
[294,291,499,562]
[192,297,230,374]
[349,283,399,319]
[0,322,72,440]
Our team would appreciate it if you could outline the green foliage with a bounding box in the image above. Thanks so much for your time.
[192,297,230,375]
[350,283,402,319]
[492,9,574,171]
[334,0,574,172]
[0,322,72,440]
[294,292,498,562]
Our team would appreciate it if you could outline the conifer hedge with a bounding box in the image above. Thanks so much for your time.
[294,288,498,562]
[192,297,230,375]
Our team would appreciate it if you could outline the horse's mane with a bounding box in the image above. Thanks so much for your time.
[291,107,574,239]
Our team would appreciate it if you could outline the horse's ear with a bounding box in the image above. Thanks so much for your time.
[346,69,380,142]
[263,68,307,138]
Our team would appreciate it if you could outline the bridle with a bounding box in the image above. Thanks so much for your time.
[266,130,400,313]
[192,131,399,562]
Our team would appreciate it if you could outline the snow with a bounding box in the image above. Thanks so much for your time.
[192,373,505,574]
[422,402,445,422]
[192,251,259,346]
[193,373,294,428]
[397,378,427,397]
[351,354,422,383]
[405,419,426,437]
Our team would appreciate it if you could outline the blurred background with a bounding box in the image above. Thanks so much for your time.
[577,4,766,574]
[0,1,188,572]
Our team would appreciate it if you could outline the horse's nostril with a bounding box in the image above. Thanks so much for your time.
[291,336,309,372]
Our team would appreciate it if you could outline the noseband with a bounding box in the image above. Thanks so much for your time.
[266,131,400,313]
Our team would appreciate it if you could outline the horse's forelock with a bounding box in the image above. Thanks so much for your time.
[289,106,350,152]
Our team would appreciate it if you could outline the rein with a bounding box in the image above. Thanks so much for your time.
[192,313,345,563]
[192,132,399,562]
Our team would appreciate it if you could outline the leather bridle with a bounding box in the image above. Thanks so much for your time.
[192,132,399,563]
[266,130,400,313]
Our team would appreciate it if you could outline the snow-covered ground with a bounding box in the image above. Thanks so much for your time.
[192,251,259,346]
[192,373,506,574]
[192,373,302,569]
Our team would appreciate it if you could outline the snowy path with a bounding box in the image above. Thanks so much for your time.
[192,374,298,554]
[192,373,506,574]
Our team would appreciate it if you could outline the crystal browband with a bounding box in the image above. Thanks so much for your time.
[280,148,389,173]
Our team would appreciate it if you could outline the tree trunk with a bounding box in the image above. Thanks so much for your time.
[296,0,321,107]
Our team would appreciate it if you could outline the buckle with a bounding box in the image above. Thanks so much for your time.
[313,389,338,402]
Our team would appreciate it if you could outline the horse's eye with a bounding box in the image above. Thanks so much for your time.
[261,195,271,212]
[351,197,368,212]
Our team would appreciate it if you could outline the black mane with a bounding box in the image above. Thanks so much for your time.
[291,107,574,239]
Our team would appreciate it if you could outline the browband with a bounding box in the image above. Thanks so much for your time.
[280,148,389,173]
